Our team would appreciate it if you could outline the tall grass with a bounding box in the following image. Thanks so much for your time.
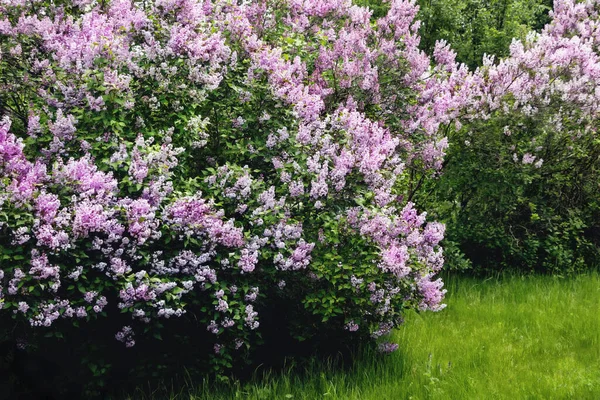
[122,273,600,399]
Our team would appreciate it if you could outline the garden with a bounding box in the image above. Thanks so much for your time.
[0,0,598,398]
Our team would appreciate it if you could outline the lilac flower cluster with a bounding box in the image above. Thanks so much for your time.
[453,0,600,166]
[115,326,136,348]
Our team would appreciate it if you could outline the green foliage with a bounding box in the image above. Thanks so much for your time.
[421,107,600,273]
[417,0,552,68]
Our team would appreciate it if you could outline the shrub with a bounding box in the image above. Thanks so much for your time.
[0,0,454,391]
[423,0,600,273]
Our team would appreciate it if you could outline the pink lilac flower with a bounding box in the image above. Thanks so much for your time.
[378,342,399,354]
[345,321,359,332]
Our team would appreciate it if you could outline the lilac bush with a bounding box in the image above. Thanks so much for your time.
[426,0,600,272]
[0,0,453,376]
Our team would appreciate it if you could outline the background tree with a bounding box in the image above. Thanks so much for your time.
[417,0,553,68]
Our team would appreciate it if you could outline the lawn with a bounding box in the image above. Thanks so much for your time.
[123,272,600,399]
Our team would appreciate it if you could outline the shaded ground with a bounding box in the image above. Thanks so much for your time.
[121,272,600,399]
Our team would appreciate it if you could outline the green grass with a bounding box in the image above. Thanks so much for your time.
[125,273,600,400]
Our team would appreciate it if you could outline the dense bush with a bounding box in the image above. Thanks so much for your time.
[423,0,600,273]
[0,0,459,392]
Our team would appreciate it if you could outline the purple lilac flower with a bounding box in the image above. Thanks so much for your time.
[378,342,399,354]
